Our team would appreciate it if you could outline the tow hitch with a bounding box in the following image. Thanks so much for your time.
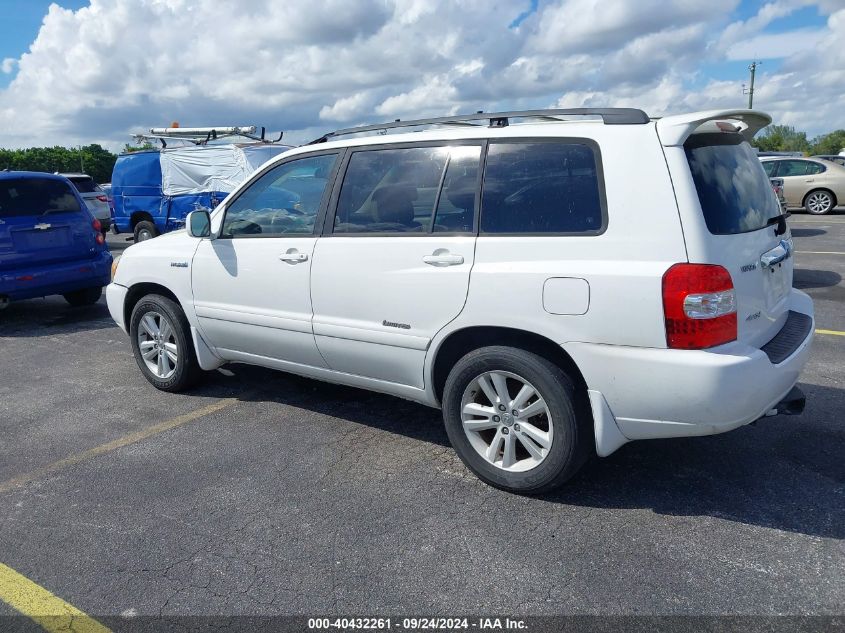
[764,386,806,417]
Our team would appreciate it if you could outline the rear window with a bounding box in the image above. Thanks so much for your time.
[685,134,780,235]
[0,178,82,218]
[67,176,100,193]
[480,142,604,234]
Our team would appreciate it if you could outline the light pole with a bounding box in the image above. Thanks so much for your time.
[742,61,762,109]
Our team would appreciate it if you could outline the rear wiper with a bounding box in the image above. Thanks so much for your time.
[766,211,791,236]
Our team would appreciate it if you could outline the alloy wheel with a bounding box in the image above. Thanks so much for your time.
[460,370,554,472]
[806,191,833,214]
[137,310,178,379]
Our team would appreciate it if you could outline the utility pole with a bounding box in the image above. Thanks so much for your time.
[744,61,761,109]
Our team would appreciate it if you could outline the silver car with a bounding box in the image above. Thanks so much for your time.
[59,173,111,232]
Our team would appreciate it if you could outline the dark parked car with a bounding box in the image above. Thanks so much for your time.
[59,173,112,233]
[812,155,845,167]
[0,171,112,308]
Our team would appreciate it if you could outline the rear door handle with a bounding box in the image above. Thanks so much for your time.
[279,251,308,263]
[423,253,464,266]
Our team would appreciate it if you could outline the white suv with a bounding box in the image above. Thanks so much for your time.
[106,108,814,493]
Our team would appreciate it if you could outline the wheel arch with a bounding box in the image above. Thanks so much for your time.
[430,326,590,406]
[129,211,154,229]
[123,282,182,331]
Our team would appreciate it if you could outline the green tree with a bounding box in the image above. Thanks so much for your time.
[752,124,810,153]
[810,130,845,156]
[0,145,117,182]
[123,142,157,154]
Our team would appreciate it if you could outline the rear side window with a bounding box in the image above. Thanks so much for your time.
[761,161,776,177]
[685,134,780,235]
[0,178,81,218]
[776,160,824,177]
[480,142,604,234]
[67,177,100,193]
[333,146,480,234]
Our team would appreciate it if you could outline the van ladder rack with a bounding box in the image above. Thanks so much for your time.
[133,125,284,148]
[308,108,650,144]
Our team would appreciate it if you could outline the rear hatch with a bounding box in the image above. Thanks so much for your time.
[0,177,97,271]
[67,176,111,220]
[683,131,791,348]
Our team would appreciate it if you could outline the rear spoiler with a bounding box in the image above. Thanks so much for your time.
[655,110,772,147]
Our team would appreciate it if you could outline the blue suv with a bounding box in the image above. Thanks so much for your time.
[0,172,113,308]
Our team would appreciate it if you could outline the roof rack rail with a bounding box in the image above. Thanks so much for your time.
[132,125,284,148]
[308,108,650,144]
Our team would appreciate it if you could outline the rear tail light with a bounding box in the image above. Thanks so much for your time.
[662,263,737,349]
[92,218,105,245]
[96,195,108,203]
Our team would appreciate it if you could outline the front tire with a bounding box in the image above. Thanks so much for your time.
[804,190,835,215]
[63,286,102,306]
[129,294,202,392]
[442,346,590,494]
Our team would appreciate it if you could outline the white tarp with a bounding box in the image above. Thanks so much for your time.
[159,144,290,196]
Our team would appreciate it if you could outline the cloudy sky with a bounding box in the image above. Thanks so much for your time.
[0,0,842,150]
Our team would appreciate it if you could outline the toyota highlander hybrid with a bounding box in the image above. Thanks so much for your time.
[106,108,813,493]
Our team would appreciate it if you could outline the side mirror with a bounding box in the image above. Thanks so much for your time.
[186,210,212,238]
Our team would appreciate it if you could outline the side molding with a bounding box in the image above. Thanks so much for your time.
[190,326,225,371]
[588,389,629,457]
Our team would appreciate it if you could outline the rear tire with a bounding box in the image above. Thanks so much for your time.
[134,220,158,242]
[804,190,835,215]
[442,346,590,494]
[63,287,102,306]
[129,294,202,392]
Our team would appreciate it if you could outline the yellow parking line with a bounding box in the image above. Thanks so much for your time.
[0,562,111,633]
[0,397,238,495]
[816,329,845,337]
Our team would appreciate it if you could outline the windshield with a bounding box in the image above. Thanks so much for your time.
[685,133,780,235]
[0,178,82,217]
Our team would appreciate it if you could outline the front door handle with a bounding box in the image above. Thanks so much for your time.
[423,252,464,266]
[279,250,308,264]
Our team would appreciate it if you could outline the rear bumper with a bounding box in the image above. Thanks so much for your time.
[0,251,112,301]
[567,289,814,453]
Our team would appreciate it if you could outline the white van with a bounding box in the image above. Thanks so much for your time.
[106,108,813,493]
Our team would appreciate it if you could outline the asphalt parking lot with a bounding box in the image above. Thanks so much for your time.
[0,217,843,629]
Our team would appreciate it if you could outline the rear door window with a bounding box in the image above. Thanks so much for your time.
[776,160,824,177]
[684,134,780,235]
[0,178,82,217]
[761,161,776,177]
[480,142,604,234]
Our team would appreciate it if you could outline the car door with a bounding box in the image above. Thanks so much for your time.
[310,143,483,389]
[191,151,340,367]
[774,159,819,207]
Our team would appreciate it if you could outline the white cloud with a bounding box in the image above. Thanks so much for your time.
[0,0,843,151]
[725,27,826,60]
